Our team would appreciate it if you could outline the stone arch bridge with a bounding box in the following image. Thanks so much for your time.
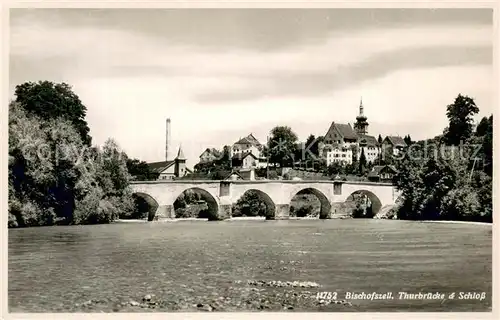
[130,180,401,221]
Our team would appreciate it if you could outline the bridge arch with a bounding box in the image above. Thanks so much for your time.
[132,192,159,221]
[232,188,276,219]
[289,187,331,219]
[345,189,383,216]
[172,187,220,220]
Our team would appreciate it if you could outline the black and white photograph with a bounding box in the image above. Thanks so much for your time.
[4,3,496,316]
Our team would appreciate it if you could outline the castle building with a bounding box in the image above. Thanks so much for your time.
[320,98,384,165]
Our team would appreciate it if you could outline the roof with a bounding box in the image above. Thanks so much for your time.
[199,148,221,158]
[358,134,379,147]
[176,145,186,160]
[234,134,261,146]
[224,171,244,180]
[384,136,407,147]
[147,160,175,173]
[232,151,258,160]
[325,122,358,141]
[368,165,398,177]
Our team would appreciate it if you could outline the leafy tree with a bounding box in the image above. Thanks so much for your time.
[8,101,134,227]
[267,126,298,167]
[475,116,490,137]
[303,134,322,160]
[327,162,344,176]
[444,94,479,145]
[126,157,158,181]
[14,81,92,146]
[232,191,270,217]
[214,145,231,169]
[358,148,367,175]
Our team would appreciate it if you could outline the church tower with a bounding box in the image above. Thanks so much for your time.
[174,145,187,177]
[354,97,369,135]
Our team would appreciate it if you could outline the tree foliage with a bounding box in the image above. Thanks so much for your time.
[267,126,298,167]
[444,94,479,146]
[232,191,272,218]
[393,94,491,222]
[14,81,92,146]
[8,82,136,227]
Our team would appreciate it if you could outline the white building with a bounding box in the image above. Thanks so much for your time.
[231,133,262,158]
[358,134,381,163]
[324,145,354,166]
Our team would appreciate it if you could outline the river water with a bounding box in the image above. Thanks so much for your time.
[8,219,492,312]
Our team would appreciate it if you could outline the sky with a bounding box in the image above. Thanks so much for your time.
[9,8,494,168]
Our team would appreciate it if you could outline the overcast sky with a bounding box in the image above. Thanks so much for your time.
[9,8,493,167]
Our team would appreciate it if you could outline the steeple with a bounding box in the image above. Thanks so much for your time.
[359,97,364,117]
[176,145,186,160]
[354,97,369,135]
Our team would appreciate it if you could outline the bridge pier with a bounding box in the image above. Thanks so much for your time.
[150,205,175,221]
[330,202,355,219]
[215,205,232,221]
[273,204,290,220]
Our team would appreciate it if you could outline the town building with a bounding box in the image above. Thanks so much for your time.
[231,133,267,169]
[232,133,262,158]
[382,136,407,156]
[199,148,221,163]
[148,146,191,180]
[320,122,358,165]
[367,165,398,183]
[147,118,191,180]
[358,134,380,163]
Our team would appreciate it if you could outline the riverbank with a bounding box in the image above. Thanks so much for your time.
[419,220,492,226]
[114,218,493,224]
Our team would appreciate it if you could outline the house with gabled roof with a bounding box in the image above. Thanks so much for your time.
[148,146,192,180]
[199,148,222,163]
[320,122,359,166]
[358,134,381,163]
[232,133,263,159]
[367,165,398,183]
[382,136,407,156]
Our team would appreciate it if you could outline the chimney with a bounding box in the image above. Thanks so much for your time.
[166,118,171,161]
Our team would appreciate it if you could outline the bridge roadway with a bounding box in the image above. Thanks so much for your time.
[130,180,401,221]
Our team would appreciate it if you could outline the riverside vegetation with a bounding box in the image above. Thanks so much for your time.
[7,82,493,227]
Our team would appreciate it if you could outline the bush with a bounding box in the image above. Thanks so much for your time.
[232,191,270,217]
[295,204,313,217]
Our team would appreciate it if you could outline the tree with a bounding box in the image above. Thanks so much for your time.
[267,126,298,167]
[327,162,344,176]
[475,116,490,137]
[214,145,231,169]
[14,81,92,146]
[126,158,158,181]
[377,134,383,145]
[404,134,413,146]
[444,94,479,146]
[358,148,367,175]
[232,191,270,217]
[303,134,322,160]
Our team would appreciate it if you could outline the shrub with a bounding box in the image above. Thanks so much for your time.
[295,204,313,217]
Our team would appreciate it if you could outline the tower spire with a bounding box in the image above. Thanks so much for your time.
[359,97,364,117]
[176,144,186,160]
[355,96,368,135]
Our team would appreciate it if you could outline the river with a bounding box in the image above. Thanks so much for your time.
[8,219,492,312]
